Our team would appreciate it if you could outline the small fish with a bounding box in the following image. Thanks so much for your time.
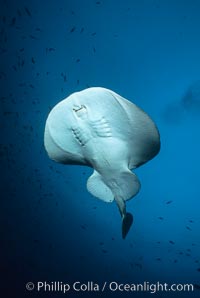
[10,17,16,26]
[102,249,107,253]
[158,216,164,220]
[31,57,35,64]
[24,7,32,17]
[70,26,76,33]
[76,58,80,63]
[174,260,178,263]
[169,240,175,245]
[80,27,84,33]
[197,268,200,272]
[91,32,97,36]
[186,226,192,231]
[166,200,173,204]
[29,35,37,40]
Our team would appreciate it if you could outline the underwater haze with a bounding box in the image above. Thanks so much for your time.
[1,0,200,297]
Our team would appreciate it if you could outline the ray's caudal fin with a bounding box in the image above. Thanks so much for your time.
[115,196,133,239]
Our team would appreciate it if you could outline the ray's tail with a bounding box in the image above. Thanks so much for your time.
[122,212,133,239]
[115,196,133,239]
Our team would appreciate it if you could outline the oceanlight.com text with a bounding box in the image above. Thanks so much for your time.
[26,281,194,294]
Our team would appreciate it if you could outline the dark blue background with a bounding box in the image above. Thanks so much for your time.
[1,0,200,297]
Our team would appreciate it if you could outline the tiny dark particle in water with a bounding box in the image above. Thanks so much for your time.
[195,260,199,263]
[174,260,178,263]
[93,47,96,53]
[61,72,67,82]
[169,240,175,245]
[20,48,24,52]
[96,1,101,4]
[166,200,173,204]
[158,217,164,220]
[135,263,142,269]
[80,27,84,33]
[31,57,35,64]
[99,242,104,246]
[91,32,97,36]
[49,48,55,52]
[194,284,200,290]
[189,220,194,223]
[156,258,161,261]
[76,58,80,63]
[197,268,200,272]
[102,249,107,253]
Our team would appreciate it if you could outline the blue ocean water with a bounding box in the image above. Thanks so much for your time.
[1,0,200,297]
